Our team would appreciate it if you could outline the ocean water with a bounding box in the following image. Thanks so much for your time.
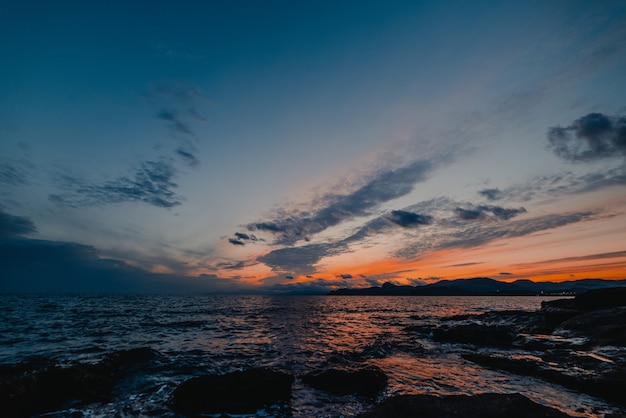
[0,294,623,417]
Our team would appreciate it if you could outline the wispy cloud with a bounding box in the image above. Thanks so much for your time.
[396,210,596,258]
[48,80,210,210]
[146,80,208,167]
[252,196,529,275]
[51,159,182,208]
[246,158,444,245]
[0,158,31,187]
[485,164,626,203]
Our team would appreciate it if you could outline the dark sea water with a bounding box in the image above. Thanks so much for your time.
[1,294,623,417]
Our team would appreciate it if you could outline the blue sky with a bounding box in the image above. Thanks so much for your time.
[1,0,626,293]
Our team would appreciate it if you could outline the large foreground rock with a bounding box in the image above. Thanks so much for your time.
[301,366,387,397]
[575,287,626,310]
[0,347,158,418]
[359,393,572,418]
[170,368,294,416]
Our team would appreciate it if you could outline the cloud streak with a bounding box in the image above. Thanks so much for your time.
[386,210,432,227]
[0,158,30,187]
[397,210,596,258]
[246,158,439,245]
[146,80,208,167]
[454,205,527,221]
[51,159,182,208]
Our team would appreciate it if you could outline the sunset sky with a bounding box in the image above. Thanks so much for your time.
[1,1,625,293]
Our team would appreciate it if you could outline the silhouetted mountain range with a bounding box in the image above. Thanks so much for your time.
[328,278,626,296]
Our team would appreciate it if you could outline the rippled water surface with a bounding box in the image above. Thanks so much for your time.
[0,295,623,417]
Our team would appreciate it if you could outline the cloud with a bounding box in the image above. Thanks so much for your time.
[50,80,209,210]
[454,205,527,221]
[247,158,439,245]
[454,207,482,220]
[386,210,432,227]
[234,232,258,241]
[146,80,208,167]
[478,188,502,201]
[253,206,435,274]
[530,250,626,264]
[447,262,483,267]
[428,210,594,255]
[227,232,260,246]
[51,159,183,208]
[487,165,626,203]
[0,210,36,237]
[396,209,595,259]
[213,260,247,270]
[548,112,626,162]
[263,278,347,295]
[0,158,30,187]
[339,273,353,279]
[257,242,348,275]
[175,146,200,167]
[157,109,194,137]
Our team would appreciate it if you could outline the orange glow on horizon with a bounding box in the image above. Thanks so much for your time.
[198,202,626,288]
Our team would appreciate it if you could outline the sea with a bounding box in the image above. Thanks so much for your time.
[0,294,623,417]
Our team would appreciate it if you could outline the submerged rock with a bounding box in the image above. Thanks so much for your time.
[301,366,387,397]
[359,393,572,417]
[432,324,515,347]
[462,352,626,406]
[0,347,159,418]
[170,368,294,416]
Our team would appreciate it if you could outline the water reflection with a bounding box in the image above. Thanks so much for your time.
[0,294,622,417]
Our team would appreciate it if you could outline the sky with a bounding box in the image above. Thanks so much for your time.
[1,0,626,293]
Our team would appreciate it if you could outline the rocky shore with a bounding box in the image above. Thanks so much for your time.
[1,357,578,418]
[418,287,626,410]
[1,287,624,417]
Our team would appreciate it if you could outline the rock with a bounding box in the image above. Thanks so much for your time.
[0,347,159,418]
[540,299,579,328]
[575,287,626,311]
[301,366,387,397]
[170,368,294,415]
[359,393,572,417]
[556,307,626,346]
[100,347,158,370]
[541,298,576,311]
[462,352,626,406]
[432,324,515,347]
